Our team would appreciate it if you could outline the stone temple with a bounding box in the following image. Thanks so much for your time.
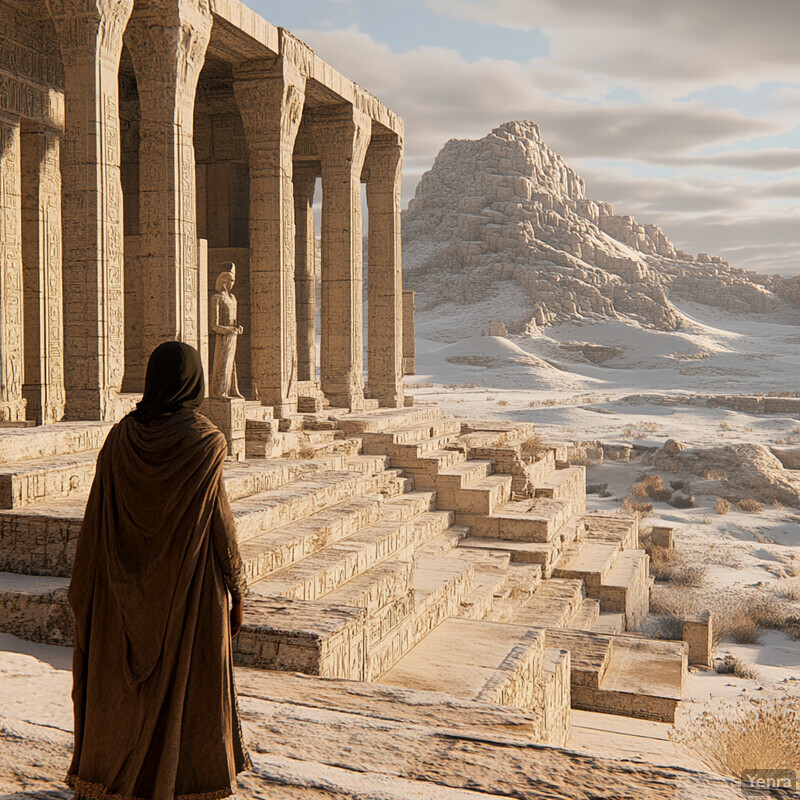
[0,2,723,796]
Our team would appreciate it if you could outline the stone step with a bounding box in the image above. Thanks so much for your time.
[0,571,72,646]
[345,454,391,473]
[366,553,474,681]
[592,612,626,635]
[452,551,512,620]
[457,536,562,579]
[439,474,513,518]
[322,559,413,619]
[0,458,380,578]
[480,563,544,624]
[232,469,407,543]
[395,449,468,483]
[506,578,586,628]
[545,629,613,689]
[360,419,462,450]
[553,542,623,594]
[599,549,650,630]
[379,618,547,711]
[534,466,586,510]
[0,421,112,463]
[581,514,639,550]
[248,519,415,601]
[223,456,348,502]
[570,636,686,723]
[239,495,386,585]
[567,598,601,631]
[434,460,493,491]
[337,406,444,435]
[382,434,462,464]
[415,524,470,557]
[0,450,99,509]
[247,495,435,600]
[459,498,573,544]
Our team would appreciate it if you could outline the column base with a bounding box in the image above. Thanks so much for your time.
[324,393,369,413]
[365,384,404,409]
[0,399,28,424]
[201,397,246,461]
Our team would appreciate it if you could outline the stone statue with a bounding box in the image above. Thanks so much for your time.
[210,263,244,399]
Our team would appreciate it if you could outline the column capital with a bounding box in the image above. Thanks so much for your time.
[46,0,133,66]
[125,0,212,103]
[363,130,403,184]
[310,104,372,175]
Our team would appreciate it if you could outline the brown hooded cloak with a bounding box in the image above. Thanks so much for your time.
[67,342,250,800]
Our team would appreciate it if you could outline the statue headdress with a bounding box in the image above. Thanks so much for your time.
[215,263,236,291]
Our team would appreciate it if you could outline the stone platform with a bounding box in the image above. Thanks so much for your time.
[0,403,688,752]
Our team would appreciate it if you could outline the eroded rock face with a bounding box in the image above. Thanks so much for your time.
[403,121,793,332]
[646,441,800,508]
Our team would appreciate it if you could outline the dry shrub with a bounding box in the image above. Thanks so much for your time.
[715,653,760,680]
[669,564,707,588]
[737,498,763,513]
[712,594,783,646]
[497,399,509,406]
[649,586,700,619]
[621,498,654,518]
[782,578,800,602]
[643,614,684,641]
[632,474,673,502]
[520,434,547,458]
[671,692,800,778]
[715,497,731,515]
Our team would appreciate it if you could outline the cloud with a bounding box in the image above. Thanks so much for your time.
[655,148,800,172]
[419,0,800,98]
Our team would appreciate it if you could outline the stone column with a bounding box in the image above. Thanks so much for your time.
[46,0,133,420]
[234,35,310,417]
[0,114,26,422]
[364,132,403,408]
[293,163,317,384]
[125,0,211,374]
[21,126,65,424]
[312,106,371,411]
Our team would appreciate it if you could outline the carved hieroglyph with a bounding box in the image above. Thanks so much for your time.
[365,132,404,409]
[125,0,212,367]
[209,263,244,399]
[312,105,372,411]
[293,163,317,384]
[234,32,311,418]
[0,113,26,422]
[21,125,65,424]
[45,0,134,421]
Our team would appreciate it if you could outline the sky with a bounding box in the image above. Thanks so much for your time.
[247,0,800,275]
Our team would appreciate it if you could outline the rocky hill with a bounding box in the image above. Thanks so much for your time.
[402,121,800,333]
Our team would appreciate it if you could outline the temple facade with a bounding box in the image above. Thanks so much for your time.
[0,0,406,424]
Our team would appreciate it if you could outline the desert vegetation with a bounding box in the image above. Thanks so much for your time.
[672,692,800,777]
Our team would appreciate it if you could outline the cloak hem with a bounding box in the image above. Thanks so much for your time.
[66,773,236,800]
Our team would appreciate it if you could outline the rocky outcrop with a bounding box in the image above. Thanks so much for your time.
[403,121,792,332]
[645,440,800,508]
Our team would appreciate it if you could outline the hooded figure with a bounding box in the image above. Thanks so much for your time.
[67,341,250,800]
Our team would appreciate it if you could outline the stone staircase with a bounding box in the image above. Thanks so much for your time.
[0,403,686,748]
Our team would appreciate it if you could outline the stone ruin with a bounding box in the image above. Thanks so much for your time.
[0,2,726,796]
[403,120,800,334]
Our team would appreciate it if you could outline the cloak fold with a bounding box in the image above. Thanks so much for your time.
[67,408,250,800]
